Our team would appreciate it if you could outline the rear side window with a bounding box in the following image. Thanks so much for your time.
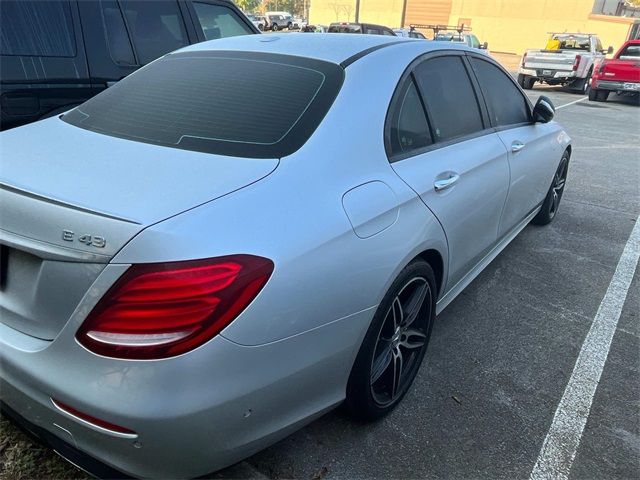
[0,0,76,57]
[470,57,530,127]
[63,51,344,158]
[413,56,484,142]
[120,0,188,64]
[193,2,254,40]
[100,0,136,65]
[388,79,432,156]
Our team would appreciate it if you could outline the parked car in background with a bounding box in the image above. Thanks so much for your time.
[292,17,307,29]
[518,33,613,93]
[246,13,266,31]
[433,31,488,50]
[328,22,396,35]
[394,27,427,39]
[264,11,293,30]
[589,39,640,102]
[1,34,570,479]
[302,24,328,33]
[0,0,258,130]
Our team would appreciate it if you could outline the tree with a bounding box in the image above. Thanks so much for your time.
[234,0,261,12]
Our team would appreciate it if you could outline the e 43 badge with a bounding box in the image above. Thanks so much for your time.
[62,230,106,248]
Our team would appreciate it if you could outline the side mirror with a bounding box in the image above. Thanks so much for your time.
[480,41,488,49]
[533,96,555,123]
[607,45,614,55]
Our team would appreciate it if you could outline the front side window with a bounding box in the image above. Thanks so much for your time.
[413,56,484,142]
[63,51,344,159]
[193,2,253,40]
[388,79,433,156]
[0,0,76,57]
[470,57,530,127]
[120,0,188,64]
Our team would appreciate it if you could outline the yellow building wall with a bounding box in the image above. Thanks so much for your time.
[448,0,635,55]
[309,0,403,27]
[357,0,404,27]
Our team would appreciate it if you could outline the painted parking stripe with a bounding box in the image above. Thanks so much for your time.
[530,215,640,480]
[556,97,588,110]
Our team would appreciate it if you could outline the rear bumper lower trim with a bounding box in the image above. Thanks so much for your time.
[0,401,132,480]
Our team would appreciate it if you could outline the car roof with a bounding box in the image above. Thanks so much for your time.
[179,33,459,65]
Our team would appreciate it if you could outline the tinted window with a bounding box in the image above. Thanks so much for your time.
[414,56,484,142]
[470,57,530,127]
[619,44,640,59]
[63,51,344,159]
[470,35,480,48]
[389,79,432,156]
[0,0,76,57]
[365,27,381,35]
[120,0,188,64]
[100,0,136,65]
[193,2,253,40]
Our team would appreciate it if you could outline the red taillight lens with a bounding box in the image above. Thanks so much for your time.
[51,398,136,436]
[77,255,273,359]
[573,55,581,71]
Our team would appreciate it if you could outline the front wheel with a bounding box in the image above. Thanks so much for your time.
[532,152,569,226]
[271,24,278,31]
[345,259,436,421]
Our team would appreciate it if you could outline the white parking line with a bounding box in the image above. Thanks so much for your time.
[556,97,588,110]
[530,215,640,480]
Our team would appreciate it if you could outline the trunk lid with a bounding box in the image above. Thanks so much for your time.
[0,117,278,340]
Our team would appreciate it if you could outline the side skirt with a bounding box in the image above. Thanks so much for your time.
[435,205,542,315]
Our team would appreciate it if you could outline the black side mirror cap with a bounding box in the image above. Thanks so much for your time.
[480,42,488,49]
[533,95,555,123]
[607,46,614,55]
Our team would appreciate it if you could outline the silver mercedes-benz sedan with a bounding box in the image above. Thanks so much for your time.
[0,34,571,478]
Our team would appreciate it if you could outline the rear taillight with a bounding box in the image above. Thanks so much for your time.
[77,255,273,359]
[572,55,581,71]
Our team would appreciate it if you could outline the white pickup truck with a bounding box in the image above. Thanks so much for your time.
[518,33,613,93]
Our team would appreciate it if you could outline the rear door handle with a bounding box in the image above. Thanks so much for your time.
[511,141,526,153]
[434,173,460,191]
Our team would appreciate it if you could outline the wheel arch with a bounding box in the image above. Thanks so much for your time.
[415,249,444,297]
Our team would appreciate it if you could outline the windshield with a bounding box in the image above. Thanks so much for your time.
[435,33,464,42]
[618,43,640,60]
[551,34,591,51]
[63,51,344,158]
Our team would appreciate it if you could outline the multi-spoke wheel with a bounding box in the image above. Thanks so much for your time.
[346,259,436,420]
[532,151,570,226]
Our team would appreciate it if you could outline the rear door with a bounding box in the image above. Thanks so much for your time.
[388,52,510,291]
[467,54,558,236]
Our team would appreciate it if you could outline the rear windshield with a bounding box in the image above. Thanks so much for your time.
[63,51,344,158]
[618,43,640,59]
[329,24,361,33]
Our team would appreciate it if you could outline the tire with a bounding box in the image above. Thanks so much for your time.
[271,24,278,31]
[345,259,437,421]
[588,88,609,102]
[287,22,292,30]
[532,152,570,226]
[518,74,535,90]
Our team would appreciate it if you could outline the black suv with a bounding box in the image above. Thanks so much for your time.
[0,0,258,130]
[328,22,396,36]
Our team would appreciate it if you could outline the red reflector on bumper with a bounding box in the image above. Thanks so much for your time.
[51,398,137,437]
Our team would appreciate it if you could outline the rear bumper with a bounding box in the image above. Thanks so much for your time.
[1,401,130,479]
[593,79,640,92]
[519,67,576,80]
[0,305,371,478]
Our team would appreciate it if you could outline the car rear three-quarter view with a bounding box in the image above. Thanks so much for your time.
[0,34,571,478]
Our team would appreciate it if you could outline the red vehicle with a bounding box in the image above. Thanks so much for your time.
[589,39,640,103]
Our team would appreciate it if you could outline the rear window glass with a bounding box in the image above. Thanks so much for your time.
[63,51,344,158]
[0,0,76,57]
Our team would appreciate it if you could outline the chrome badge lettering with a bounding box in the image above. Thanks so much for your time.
[62,230,106,248]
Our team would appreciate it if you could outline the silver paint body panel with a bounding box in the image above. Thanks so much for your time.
[0,34,571,477]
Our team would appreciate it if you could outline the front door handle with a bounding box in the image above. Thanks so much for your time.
[434,173,460,191]
[511,141,526,153]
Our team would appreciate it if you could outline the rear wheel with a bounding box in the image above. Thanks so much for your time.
[532,152,569,226]
[518,74,535,90]
[272,24,278,31]
[345,259,436,421]
[588,88,609,102]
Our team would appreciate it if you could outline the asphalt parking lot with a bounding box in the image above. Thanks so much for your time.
[1,81,638,480]
[213,87,639,479]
